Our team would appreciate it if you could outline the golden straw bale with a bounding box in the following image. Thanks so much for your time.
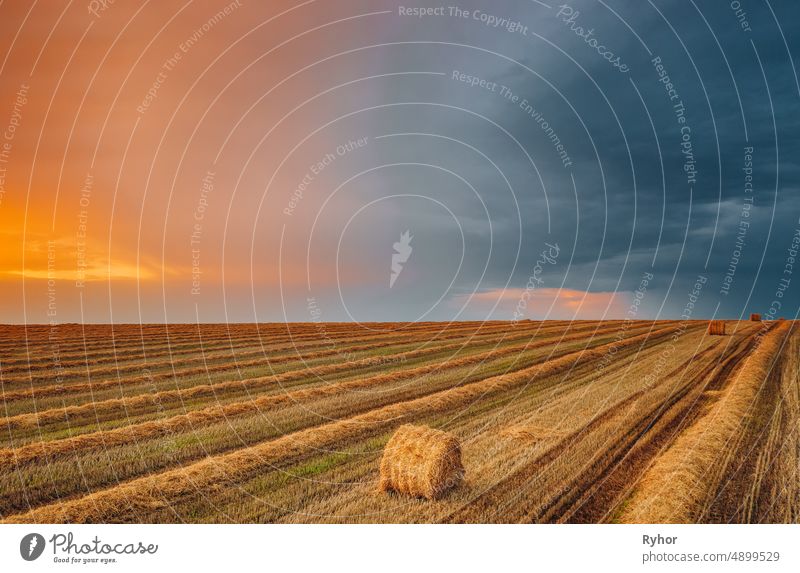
[707,320,726,335]
[379,424,464,500]
[750,313,762,321]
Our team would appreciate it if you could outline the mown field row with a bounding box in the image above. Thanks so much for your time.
[1,320,554,381]
[1,320,581,414]
[0,320,797,523]
[0,321,526,361]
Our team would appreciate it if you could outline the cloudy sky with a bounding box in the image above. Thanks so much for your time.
[0,0,798,323]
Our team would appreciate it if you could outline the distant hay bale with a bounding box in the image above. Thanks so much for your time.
[750,313,761,321]
[707,320,725,335]
[379,424,464,500]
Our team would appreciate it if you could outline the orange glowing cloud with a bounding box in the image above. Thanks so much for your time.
[6,261,154,283]
[0,228,157,285]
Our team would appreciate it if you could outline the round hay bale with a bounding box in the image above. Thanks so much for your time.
[379,424,464,500]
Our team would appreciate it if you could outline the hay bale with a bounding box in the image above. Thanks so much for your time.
[750,313,762,321]
[379,424,464,500]
[707,320,726,335]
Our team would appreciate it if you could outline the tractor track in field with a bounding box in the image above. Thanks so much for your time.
[614,321,791,524]
[0,322,656,515]
[0,321,552,374]
[0,321,569,400]
[442,325,763,523]
[6,320,794,524]
[1,324,684,523]
[0,322,484,357]
[0,321,551,385]
[563,328,761,523]
[701,335,787,523]
[0,321,611,423]
[0,324,367,361]
[0,321,659,468]
[1,321,546,364]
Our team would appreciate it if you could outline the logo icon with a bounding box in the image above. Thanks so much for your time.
[389,230,413,288]
[20,533,45,561]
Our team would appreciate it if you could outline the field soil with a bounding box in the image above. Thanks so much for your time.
[1,320,797,523]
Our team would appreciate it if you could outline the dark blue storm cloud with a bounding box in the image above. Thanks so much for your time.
[302,0,800,321]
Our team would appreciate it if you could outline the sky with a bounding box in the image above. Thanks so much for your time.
[0,0,798,324]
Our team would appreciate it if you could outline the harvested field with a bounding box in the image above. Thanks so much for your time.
[1,320,797,524]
